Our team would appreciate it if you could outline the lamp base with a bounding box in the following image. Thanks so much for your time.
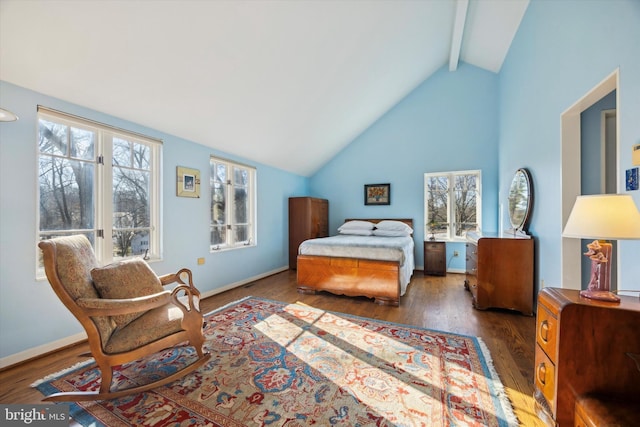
[580,241,620,303]
[580,289,620,303]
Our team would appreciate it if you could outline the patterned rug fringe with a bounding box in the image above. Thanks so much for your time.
[31,358,95,388]
[475,337,520,426]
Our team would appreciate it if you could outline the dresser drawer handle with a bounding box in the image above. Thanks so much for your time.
[539,320,549,343]
[536,362,547,385]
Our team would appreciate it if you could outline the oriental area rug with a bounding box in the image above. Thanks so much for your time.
[34,297,518,427]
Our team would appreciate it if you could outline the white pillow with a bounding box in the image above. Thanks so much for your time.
[339,228,374,236]
[375,220,413,233]
[338,220,375,231]
[373,229,411,237]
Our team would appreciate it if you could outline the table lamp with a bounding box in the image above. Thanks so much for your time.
[562,194,640,302]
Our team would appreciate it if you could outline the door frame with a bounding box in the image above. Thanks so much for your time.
[560,69,619,289]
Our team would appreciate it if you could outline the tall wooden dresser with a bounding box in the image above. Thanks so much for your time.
[534,287,640,427]
[288,197,328,269]
[464,231,534,315]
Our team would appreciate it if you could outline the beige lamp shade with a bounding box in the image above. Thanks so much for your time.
[563,194,640,240]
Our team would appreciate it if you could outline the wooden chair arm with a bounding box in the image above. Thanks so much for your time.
[170,285,201,311]
[170,284,204,334]
[159,268,201,298]
[76,291,172,316]
[158,273,179,286]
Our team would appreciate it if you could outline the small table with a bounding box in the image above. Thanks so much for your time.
[424,241,446,276]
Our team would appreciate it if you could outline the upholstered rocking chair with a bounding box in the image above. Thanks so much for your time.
[38,235,211,402]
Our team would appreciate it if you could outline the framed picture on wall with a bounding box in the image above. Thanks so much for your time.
[364,183,390,205]
[627,167,638,191]
[177,166,201,198]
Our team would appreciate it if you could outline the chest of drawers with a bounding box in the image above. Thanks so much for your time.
[464,231,534,315]
[534,288,640,426]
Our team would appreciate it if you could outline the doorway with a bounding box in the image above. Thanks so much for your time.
[560,69,619,290]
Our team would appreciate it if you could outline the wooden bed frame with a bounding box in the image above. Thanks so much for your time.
[296,218,414,306]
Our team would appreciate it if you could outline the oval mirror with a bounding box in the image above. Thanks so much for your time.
[508,168,533,232]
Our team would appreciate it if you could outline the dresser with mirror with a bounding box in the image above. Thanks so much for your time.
[464,168,535,315]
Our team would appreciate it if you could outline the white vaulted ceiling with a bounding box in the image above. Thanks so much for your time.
[0,0,528,176]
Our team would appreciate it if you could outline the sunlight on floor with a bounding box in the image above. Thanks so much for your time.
[504,386,545,427]
[253,302,513,426]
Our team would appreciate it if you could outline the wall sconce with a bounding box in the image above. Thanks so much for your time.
[0,108,19,122]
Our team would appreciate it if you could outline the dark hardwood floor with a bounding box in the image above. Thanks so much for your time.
[0,269,545,426]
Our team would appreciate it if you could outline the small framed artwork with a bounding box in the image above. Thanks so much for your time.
[627,167,639,191]
[177,166,201,198]
[364,183,390,205]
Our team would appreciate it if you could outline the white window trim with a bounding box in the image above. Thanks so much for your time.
[424,169,482,242]
[36,107,162,277]
[209,156,257,252]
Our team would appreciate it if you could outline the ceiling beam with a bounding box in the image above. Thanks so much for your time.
[449,0,469,71]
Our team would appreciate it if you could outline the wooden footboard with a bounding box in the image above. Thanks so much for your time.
[296,255,401,306]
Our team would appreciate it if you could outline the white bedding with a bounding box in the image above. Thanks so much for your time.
[298,234,415,295]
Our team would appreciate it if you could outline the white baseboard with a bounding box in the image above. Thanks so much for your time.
[0,332,88,370]
[0,266,290,369]
[199,266,289,300]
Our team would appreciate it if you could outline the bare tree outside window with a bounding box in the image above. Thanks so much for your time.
[425,171,481,240]
[38,119,95,238]
[210,157,255,250]
[37,109,160,274]
[210,161,227,247]
[112,137,151,258]
[453,174,478,237]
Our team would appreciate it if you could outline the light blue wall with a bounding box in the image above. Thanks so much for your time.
[0,81,307,359]
[310,63,500,272]
[499,0,640,292]
[581,90,616,195]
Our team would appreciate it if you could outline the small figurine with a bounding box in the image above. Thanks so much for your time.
[584,240,608,290]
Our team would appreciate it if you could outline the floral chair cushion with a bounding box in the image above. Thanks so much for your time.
[91,258,164,328]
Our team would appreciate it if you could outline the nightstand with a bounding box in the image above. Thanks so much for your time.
[424,241,446,276]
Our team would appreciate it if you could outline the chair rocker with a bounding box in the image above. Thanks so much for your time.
[38,235,211,402]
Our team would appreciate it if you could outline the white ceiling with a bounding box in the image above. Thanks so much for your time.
[0,0,528,176]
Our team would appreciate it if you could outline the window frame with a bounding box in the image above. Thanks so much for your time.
[424,169,482,242]
[36,107,162,277]
[209,155,257,252]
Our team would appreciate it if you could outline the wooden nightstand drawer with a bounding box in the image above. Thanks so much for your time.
[424,241,446,276]
[535,344,556,413]
[536,303,557,359]
[425,242,444,253]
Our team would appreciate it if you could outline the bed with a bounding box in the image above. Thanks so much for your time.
[296,218,415,306]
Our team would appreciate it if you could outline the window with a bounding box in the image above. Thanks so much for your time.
[210,156,256,251]
[37,107,161,274]
[424,170,481,241]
